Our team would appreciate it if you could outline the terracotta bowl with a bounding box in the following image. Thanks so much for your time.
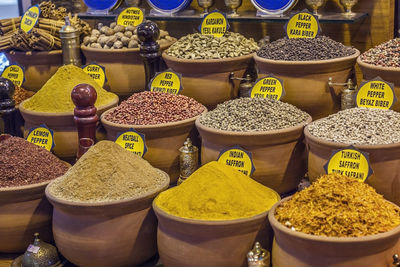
[81,42,174,98]
[162,52,255,109]
[254,50,360,120]
[304,126,400,206]
[45,170,170,267]
[153,197,279,267]
[0,161,70,253]
[269,197,400,267]
[19,96,119,161]
[195,115,312,194]
[5,50,62,92]
[357,57,400,111]
[101,107,207,184]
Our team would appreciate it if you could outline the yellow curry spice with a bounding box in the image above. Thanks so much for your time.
[23,65,117,112]
[275,173,400,237]
[155,161,279,220]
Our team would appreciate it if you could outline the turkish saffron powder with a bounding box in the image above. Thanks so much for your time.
[155,161,279,220]
[22,65,117,112]
[275,173,400,237]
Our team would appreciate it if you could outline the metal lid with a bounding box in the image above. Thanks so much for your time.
[250,0,298,14]
[21,233,60,267]
[82,0,119,10]
[147,0,193,13]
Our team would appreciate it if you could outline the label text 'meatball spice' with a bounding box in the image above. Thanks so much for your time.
[0,136,68,187]
[48,141,168,203]
[360,38,400,67]
[166,32,259,60]
[307,108,400,145]
[257,36,356,61]
[199,98,309,132]
[104,91,205,125]
[275,173,400,237]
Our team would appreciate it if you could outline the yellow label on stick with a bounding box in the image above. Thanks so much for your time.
[217,146,255,176]
[26,125,55,151]
[324,147,373,182]
[1,65,24,87]
[82,64,106,87]
[117,7,144,27]
[150,71,182,95]
[115,129,147,157]
[250,76,285,100]
[286,11,319,39]
[356,78,395,110]
[20,5,41,33]
[200,11,229,38]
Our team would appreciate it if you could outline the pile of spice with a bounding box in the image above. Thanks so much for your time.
[0,136,68,187]
[198,98,309,132]
[13,86,35,105]
[48,141,168,203]
[307,108,400,145]
[83,21,175,49]
[166,32,259,60]
[155,161,279,220]
[275,173,400,237]
[22,65,117,112]
[103,91,205,125]
[360,38,400,67]
[257,36,355,61]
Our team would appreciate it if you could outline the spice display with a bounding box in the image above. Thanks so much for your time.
[48,141,168,203]
[13,86,35,105]
[155,161,279,220]
[83,22,175,49]
[0,136,68,187]
[166,32,259,60]
[0,1,90,51]
[307,107,400,145]
[275,173,400,237]
[257,36,355,61]
[104,91,205,125]
[22,64,117,112]
[360,38,400,67]
[198,98,309,132]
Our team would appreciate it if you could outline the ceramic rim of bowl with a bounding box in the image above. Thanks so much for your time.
[254,49,360,66]
[162,51,256,64]
[100,105,207,130]
[269,196,400,243]
[80,40,176,53]
[152,189,280,226]
[357,56,400,72]
[19,95,119,117]
[45,169,170,208]
[7,49,62,56]
[304,125,400,150]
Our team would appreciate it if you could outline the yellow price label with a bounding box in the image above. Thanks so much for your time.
[286,11,319,39]
[200,11,229,38]
[115,129,147,157]
[26,125,55,151]
[217,146,255,176]
[117,7,144,27]
[356,78,396,110]
[1,65,25,87]
[250,76,285,100]
[82,64,107,87]
[324,147,373,182]
[20,5,41,33]
[150,71,182,95]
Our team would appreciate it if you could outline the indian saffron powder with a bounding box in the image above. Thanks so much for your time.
[22,64,117,112]
[155,161,279,220]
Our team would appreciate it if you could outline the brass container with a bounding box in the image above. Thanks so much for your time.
[197,0,214,14]
[224,0,242,17]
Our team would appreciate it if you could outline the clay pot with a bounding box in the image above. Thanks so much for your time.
[195,115,312,194]
[153,200,277,267]
[81,42,174,98]
[0,162,70,253]
[5,50,62,92]
[101,107,207,184]
[19,97,119,161]
[45,171,170,267]
[162,52,254,109]
[254,50,360,119]
[304,126,400,206]
[269,197,400,267]
[357,57,400,111]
